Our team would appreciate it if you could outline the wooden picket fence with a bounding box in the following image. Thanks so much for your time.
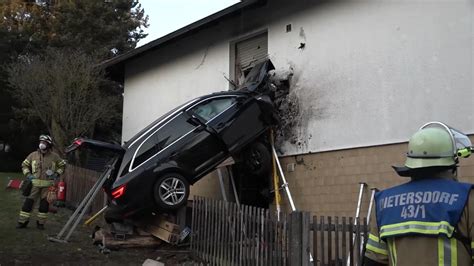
[190,197,368,266]
[63,164,105,214]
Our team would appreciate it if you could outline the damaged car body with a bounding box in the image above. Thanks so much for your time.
[67,60,277,221]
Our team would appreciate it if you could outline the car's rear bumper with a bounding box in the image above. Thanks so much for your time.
[104,201,149,223]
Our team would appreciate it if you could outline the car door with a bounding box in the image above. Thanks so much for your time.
[191,95,268,154]
[168,112,227,182]
[124,112,222,182]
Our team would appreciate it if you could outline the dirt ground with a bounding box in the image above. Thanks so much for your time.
[0,172,160,266]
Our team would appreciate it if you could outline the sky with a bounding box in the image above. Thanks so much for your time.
[137,0,240,47]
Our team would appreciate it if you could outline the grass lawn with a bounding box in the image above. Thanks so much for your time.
[0,172,156,265]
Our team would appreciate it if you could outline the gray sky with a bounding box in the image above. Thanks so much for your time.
[138,0,240,46]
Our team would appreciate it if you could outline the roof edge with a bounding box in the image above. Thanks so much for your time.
[102,0,264,68]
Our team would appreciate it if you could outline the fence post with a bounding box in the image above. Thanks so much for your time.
[302,212,310,266]
[289,211,302,266]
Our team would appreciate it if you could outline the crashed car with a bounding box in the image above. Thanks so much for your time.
[67,60,277,220]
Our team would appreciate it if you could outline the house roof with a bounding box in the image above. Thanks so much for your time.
[102,0,265,69]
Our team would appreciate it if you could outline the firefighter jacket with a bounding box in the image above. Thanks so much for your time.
[21,150,66,188]
[365,178,474,265]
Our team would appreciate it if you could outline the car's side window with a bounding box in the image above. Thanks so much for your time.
[131,113,195,170]
[189,97,237,122]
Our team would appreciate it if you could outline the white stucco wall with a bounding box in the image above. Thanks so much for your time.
[123,33,233,141]
[123,0,474,156]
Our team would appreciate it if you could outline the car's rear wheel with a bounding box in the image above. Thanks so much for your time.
[243,141,272,176]
[153,173,190,211]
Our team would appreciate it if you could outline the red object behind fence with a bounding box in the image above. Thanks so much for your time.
[57,181,66,201]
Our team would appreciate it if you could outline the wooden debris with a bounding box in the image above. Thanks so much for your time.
[143,214,181,244]
[93,229,162,250]
[142,258,164,266]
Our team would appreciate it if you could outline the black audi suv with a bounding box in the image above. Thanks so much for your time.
[66,60,277,220]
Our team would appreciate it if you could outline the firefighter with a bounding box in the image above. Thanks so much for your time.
[16,134,66,229]
[364,122,474,265]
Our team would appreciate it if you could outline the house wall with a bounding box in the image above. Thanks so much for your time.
[265,0,474,155]
[122,0,473,199]
[277,135,474,218]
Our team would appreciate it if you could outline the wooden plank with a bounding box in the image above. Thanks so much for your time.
[204,198,210,263]
[239,205,244,266]
[198,197,203,258]
[226,202,231,265]
[355,217,361,266]
[236,202,241,266]
[302,212,310,266]
[254,207,259,266]
[190,197,195,255]
[223,201,228,265]
[335,216,339,266]
[349,217,354,266]
[248,205,253,266]
[219,200,224,265]
[328,216,332,266]
[197,197,203,259]
[279,214,283,266]
[232,203,237,265]
[101,231,162,250]
[215,200,220,265]
[313,216,318,266]
[192,197,198,257]
[212,199,218,266]
[342,217,347,266]
[216,199,221,266]
[273,214,281,265]
[249,207,258,266]
[255,208,263,266]
[265,210,270,266]
[247,205,252,266]
[241,205,247,266]
[208,199,213,266]
[258,209,263,266]
[282,213,288,266]
[320,216,325,266]
[270,211,274,266]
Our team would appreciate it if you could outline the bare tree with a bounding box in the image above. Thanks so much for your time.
[6,48,120,153]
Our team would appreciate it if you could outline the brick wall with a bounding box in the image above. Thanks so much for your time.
[277,135,474,218]
[188,136,474,218]
[189,171,228,201]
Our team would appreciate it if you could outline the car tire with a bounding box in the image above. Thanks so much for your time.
[243,141,272,176]
[153,173,190,211]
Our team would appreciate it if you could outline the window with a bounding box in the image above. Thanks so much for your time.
[131,114,195,170]
[189,97,237,122]
[233,32,268,85]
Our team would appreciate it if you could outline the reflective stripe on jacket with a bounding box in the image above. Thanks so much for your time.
[365,186,474,265]
[31,179,54,187]
[375,178,471,240]
[21,150,66,183]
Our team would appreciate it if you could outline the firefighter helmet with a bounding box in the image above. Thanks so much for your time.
[404,121,472,169]
[404,127,457,169]
[39,134,53,145]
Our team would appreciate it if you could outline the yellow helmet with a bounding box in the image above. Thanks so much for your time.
[394,121,472,176]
